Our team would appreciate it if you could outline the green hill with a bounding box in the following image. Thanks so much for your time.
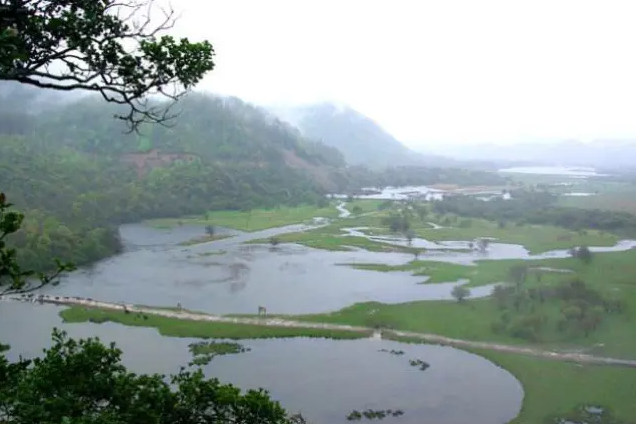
[0,90,347,270]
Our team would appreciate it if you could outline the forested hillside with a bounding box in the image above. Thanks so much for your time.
[0,85,508,271]
[34,94,346,169]
[0,87,345,270]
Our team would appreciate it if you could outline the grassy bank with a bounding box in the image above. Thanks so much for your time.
[337,258,574,285]
[414,219,618,254]
[58,302,636,423]
[250,209,620,254]
[390,334,636,424]
[59,306,370,340]
[297,246,636,423]
[144,203,341,232]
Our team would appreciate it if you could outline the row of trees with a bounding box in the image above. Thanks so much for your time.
[490,267,623,342]
[432,190,636,237]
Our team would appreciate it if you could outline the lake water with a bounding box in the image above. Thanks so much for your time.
[7,203,636,423]
[35,219,636,315]
[0,302,523,424]
[497,166,609,177]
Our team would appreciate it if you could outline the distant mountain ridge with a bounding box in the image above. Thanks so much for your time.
[268,102,464,169]
[425,140,636,171]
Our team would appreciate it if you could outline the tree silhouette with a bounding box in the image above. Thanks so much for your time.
[0,0,215,131]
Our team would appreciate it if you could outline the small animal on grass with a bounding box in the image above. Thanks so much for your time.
[258,305,267,317]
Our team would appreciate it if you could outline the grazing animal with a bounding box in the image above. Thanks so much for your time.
[258,305,267,317]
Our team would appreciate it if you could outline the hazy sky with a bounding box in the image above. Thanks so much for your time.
[168,0,636,147]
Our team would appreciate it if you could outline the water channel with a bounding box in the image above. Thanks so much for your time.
[5,200,636,423]
[36,218,636,315]
[0,302,523,424]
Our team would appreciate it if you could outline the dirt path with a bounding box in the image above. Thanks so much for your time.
[6,294,636,368]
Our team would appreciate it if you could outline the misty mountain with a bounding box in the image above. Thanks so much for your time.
[425,140,636,171]
[269,102,458,169]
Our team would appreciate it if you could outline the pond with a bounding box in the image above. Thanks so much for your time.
[0,302,523,424]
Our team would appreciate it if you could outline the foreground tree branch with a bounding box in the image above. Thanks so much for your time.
[0,193,75,295]
[0,0,215,132]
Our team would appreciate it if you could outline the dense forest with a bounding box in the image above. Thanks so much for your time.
[432,189,636,237]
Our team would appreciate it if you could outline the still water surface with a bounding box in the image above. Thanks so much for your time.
[37,222,636,315]
[0,302,523,424]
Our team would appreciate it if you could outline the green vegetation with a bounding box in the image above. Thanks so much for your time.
[344,199,386,214]
[416,220,616,254]
[286,247,636,421]
[433,189,636,238]
[385,336,636,424]
[260,231,422,254]
[1,329,299,424]
[148,203,340,232]
[0,0,214,131]
[346,408,404,421]
[189,340,251,356]
[297,249,636,357]
[0,3,307,421]
[256,201,619,254]
[471,349,636,424]
[1,88,346,270]
[188,341,251,366]
[60,306,371,340]
[339,259,574,286]
[554,180,636,217]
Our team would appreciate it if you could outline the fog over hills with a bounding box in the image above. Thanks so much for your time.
[268,102,499,170]
[421,140,636,170]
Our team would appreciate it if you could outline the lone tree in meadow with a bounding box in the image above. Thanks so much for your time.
[576,245,593,264]
[0,0,215,131]
[451,285,470,303]
[569,245,593,264]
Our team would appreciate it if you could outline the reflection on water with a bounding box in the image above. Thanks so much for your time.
[0,302,523,424]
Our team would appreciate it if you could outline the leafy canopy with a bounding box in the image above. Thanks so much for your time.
[0,328,306,424]
[0,0,215,131]
[0,193,75,295]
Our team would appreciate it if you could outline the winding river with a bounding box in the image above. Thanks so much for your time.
[4,202,635,423]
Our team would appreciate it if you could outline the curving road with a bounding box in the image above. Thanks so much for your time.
[5,294,636,369]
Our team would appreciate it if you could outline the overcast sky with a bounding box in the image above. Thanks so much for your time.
[168,0,636,147]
